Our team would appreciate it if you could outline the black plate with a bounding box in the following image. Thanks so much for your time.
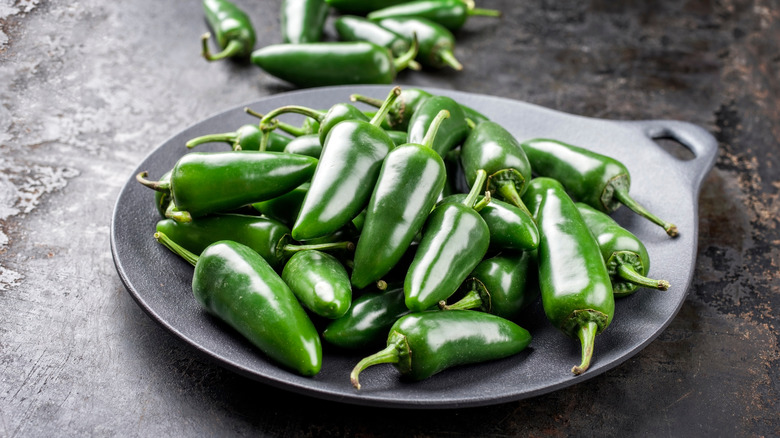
[110,85,718,409]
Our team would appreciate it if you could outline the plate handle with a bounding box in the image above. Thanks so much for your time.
[627,120,719,180]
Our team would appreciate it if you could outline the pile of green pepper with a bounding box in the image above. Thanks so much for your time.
[138,86,674,389]
[198,0,504,87]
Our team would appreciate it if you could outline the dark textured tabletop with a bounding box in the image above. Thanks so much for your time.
[1,1,777,436]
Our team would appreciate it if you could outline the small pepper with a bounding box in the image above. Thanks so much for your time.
[135,151,318,221]
[404,169,491,312]
[292,87,401,241]
[350,310,532,388]
[334,15,422,70]
[282,250,352,319]
[407,95,470,157]
[576,202,670,297]
[521,138,678,237]
[368,0,501,32]
[185,124,290,152]
[281,0,330,44]
[282,134,323,159]
[521,177,615,375]
[374,16,463,70]
[201,0,256,61]
[322,287,411,350]
[324,0,411,15]
[350,109,450,289]
[154,232,322,376]
[439,252,539,320]
[251,41,418,88]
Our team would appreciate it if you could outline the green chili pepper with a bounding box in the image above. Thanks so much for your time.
[440,252,539,320]
[368,0,501,31]
[521,177,615,375]
[201,0,256,61]
[437,193,539,251]
[281,0,330,44]
[325,0,411,14]
[407,95,470,157]
[155,214,353,270]
[461,121,534,218]
[292,87,401,241]
[404,169,491,312]
[251,41,418,88]
[385,129,409,146]
[322,287,411,350]
[334,15,422,71]
[351,109,450,289]
[282,134,323,159]
[250,184,309,227]
[575,202,670,297]
[185,124,290,152]
[282,250,352,319]
[252,102,368,148]
[374,16,463,70]
[521,138,678,237]
[154,232,322,376]
[135,151,318,222]
[350,310,531,388]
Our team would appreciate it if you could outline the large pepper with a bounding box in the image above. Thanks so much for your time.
[350,310,532,388]
[374,16,463,70]
[281,0,330,44]
[521,177,615,375]
[136,151,318,222]
[350,109,450,289]
[251,41,418,88]
[201,0,256,61]
[407,95,470,157]
[521,138,678,237]
[576,202,670,297]
[404,169,491,312]
[291,87,401,241]
[368,0,501,32]
[154,232,322,376]
[282,250,352,319]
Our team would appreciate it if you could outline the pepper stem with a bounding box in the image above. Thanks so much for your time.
[164,201,192,223]
[201,33,244,61]
[421,110,450,149]
[369,87,402,128]
[185,132,238,149]
[463,169,487,209]
[154,231,199,267]
[349,94,384,108]
[473,191,492,212]
[281,240,355,258]
[439,289,483,311]
[392,34,419,73]
[439,49,463,71]
[136,171,170,193]
[617,263,670,291]
[611,186,678,237]
[243,108,307,137]
[350,341,401,390]
[572,321,598,375]
[496,183,533,218]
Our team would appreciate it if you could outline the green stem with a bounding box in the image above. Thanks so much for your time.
[498,183,533,218]
[463,169,487,209]
[136,171,170,193]
[421,110,450,149]
[369,87,402,127]
[439,289,483,311]
[244,107,310,137]
[611,185,678,237]
[185,132,238,149]
[439,49,463,71]
[350,340,401,390]
[572,321,598,375]
[281,240,355,258]
[349,94,383,108]
[164,201,192,224]
[201,33,244,61]
[392,34,419,73]
[473,192,491,212]
[617,263,670,291]
[154,231,199,266]
[469,7,501,17]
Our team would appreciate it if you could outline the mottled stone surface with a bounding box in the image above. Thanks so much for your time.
[1,0,777,436]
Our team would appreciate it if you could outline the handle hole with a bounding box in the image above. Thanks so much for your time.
[652,136,696,161]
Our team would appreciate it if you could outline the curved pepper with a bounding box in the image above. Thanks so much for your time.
[322,287,410,350]
[368,0,501,32]
[575,202,670,297]
[521,177,615,375]
[374,16,463,70]
[201,0,256,61]
[350,310,531,388]
[281,0,330,44]
[291,87,401,241]
[404,169,491,312]
[351,109,450,289]
[185,124,290,152]
[407,95,470,157]
[154,232,322,376]
[282,250,352,319]
[440,252,539,320]
[521,138,678,237]
[250,41,418,88]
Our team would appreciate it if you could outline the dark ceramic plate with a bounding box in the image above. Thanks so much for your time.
[111,85,718,409]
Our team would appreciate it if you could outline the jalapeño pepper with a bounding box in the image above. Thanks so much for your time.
[251,184,309,227]
[281,0,330,44]
[407,95,470,157]
[292,87,401,241]
[350,310,532,388]
[576,202,670,297]
[282,134,323,159]
[322,287,411,350]
[185,124,290,152]
[522,177,615,375]
[374,16,463,70]
[521,138,678,237]
[154,232,322,376]
[404,169,491,312]
[201,0,256,61]
[282,250,352,319]
[368,0,501,32]
[136,151,318,222]
[334,15,422,71]
[351,109,450,289]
